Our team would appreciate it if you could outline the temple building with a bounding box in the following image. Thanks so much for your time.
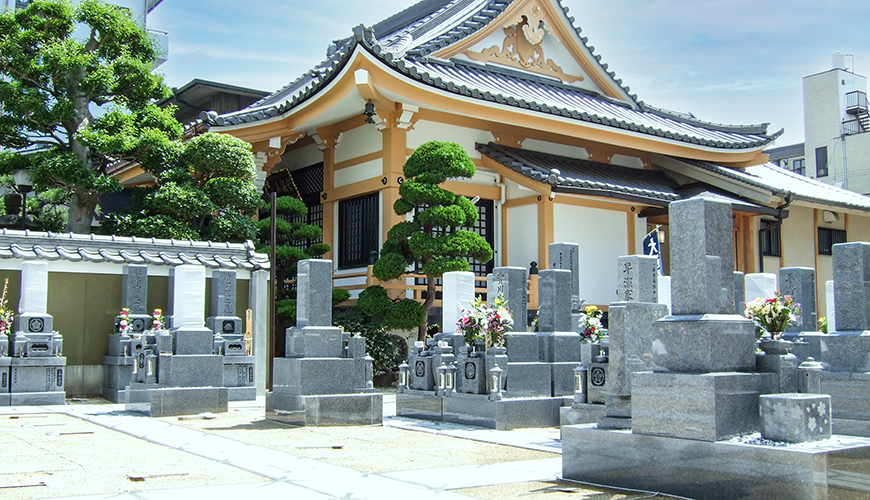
[167,0,870,313]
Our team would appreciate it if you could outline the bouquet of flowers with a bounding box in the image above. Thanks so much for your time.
[744,291,801,339]
[485,295,513,348]
[0,278,13,335]
[151,309,165,330]
[117,308,130,335]
[578,304,604,343]
[456,295,514,347]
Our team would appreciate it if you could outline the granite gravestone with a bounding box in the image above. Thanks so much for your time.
[779,267,816,333]
[537,269,573,332]
[103,265,149,402]
[488,267,528,332]
[7,262,65,405]
[442,271,475,336]
[820,243,870,372]
[268,259,381,426]
[634,197,762,441]
[206,270,244,355]
[599,255,668,430]
[733,272,745,316]
[549,243,581,312]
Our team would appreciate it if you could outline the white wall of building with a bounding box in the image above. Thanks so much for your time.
[506,204,538,271]
[553,204,626,305]
[407,120,495,159]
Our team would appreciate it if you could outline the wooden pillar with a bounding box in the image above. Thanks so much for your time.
[537,195,554,269]
[381,111,407,243]
[318,127,337,262]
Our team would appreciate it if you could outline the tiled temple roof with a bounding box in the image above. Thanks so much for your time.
[0,230,270,270]
[211,0,780,150]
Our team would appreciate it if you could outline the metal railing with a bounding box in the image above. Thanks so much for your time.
[846,90,868,114]
[843,118,865,136]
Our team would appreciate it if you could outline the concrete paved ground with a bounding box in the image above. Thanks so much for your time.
[0,394,686,500]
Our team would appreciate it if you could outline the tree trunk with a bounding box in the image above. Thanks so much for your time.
[65,188,99,234]
[417,273,437,342]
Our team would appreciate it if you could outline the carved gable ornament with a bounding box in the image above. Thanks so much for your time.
[464,3,583,84]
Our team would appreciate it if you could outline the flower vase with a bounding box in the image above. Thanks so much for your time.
[759,338,794,356]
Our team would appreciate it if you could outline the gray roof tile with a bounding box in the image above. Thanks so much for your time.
[0,230,269,270]
[212,0,778,151]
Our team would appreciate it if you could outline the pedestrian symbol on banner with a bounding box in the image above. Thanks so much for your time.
[643,226,663,276]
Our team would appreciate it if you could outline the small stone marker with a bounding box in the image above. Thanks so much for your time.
[168,265,206,330]
[549,243,580,312]
[825,280,835,332]
[779,267,816,332]
[296,259,333,327]
[442,271,475,334]
[744,273,777,303]
[616,255,658,303]
[760,393,831,443]
[657,275,671,314]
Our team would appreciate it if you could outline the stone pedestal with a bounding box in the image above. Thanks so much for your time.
[756,352,799,393]
[455,352,486,394]
[8,357,66,406]
[652,314,756,372]
[631,371,775,442]
[126,384,228,417]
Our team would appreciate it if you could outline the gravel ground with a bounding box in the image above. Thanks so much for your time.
[0,411,267,500]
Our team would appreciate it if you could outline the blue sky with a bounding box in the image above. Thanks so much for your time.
[148,0,870,147]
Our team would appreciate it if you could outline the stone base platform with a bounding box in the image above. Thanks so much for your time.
[125,383,228,417]
[265,392,382,427]
[562,424,870,500]
[396,390,566,430]
[821,333,870,372]
[559,403,607,428]
[822,371,870,437]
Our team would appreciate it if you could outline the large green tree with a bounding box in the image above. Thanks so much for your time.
[0,0,180,233]
[358,140,492,342]
[102,132,262,242]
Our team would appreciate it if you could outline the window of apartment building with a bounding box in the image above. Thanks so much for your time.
[338,192,379,269]
[760,219,781,257]
[790,159,806,176]
[818,227,847,255]
[16,0,32,9]
[815,147,828,177]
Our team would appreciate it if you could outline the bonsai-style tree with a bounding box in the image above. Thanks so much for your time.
[358,140,492,341]
[0,0,181,233]
[102,132,263,242]
[255,195,348,330]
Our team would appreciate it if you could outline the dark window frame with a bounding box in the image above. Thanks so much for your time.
[338,192,380,269]
[818,227,847,255]
[790,158,806,176]
[760,219,782,257]
[816,147,829,177]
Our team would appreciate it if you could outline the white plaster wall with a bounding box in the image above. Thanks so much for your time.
[844,133,870,194]
[553,204,627,305]
[0,259,251,279]
[610,154,646,169]
[522,138,589,159]
[465,169,500,186]
[407,120,495,158]
[334,125,383,164]
[282,143,323,171]
[507,204,538,269]
[635,216,647,255]
[506,179,539,200]
[334,158,382,188]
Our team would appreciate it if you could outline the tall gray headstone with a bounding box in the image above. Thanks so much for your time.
[669,198,734,315]
[296,259,333,327]
[779,267,816,333]
[121,265,148,315]
[211,270,237,317]
[549,243,580,312]
[489,266,528,332]
[538,269,573,332]
[19,261,49,316]
[832,242,870,332]
[616,255,658,303]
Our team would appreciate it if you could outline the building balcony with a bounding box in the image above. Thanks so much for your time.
[147,28,168,67]
[846,90,868,115]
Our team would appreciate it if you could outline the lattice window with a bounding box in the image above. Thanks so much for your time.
[818,227,847,256]
[760,219,781,258]
[339,192,379,269]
